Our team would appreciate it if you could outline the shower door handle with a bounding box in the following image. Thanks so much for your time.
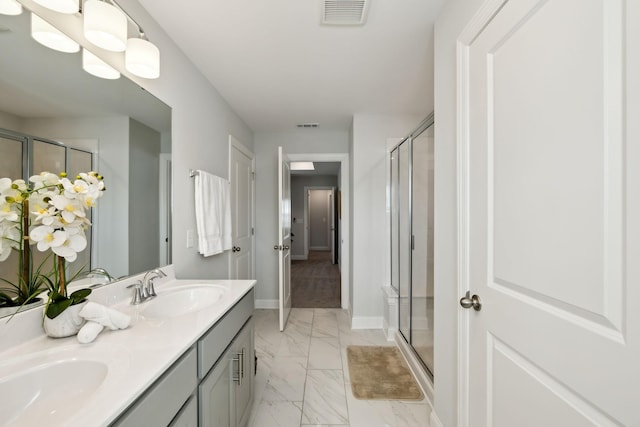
[460,291,482,311]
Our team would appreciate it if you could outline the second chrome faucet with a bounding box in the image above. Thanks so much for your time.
[128,268,167,305]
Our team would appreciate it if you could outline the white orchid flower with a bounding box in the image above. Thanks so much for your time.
[30,225,66,252]
[51,232,87,262]
[0,201,19,222]
[0,223,19,261]
[29,172,60,190]
[50,194,86,223]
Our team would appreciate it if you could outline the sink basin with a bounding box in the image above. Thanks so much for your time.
[0,359,108,426]
[142,285,226,319]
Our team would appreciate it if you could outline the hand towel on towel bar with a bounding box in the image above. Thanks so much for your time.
[194,170,232,256]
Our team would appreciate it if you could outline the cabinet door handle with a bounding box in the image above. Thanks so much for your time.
[232,353,242,385]
[240,348,245,380]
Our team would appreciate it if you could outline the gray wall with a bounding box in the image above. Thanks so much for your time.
[129,119,161,274]
[291,175,338,258]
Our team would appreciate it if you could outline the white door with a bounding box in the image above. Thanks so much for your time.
[229,137,254,280]
[463,1,639,425]
[277,146,292,331]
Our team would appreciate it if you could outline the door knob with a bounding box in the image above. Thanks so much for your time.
[460,291,482,311]
[283,245,289,250]
[274,245,281,250]
[232,246,241,252]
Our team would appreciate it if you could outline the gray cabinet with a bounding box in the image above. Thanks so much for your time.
[111,347,197,427]
[199,346,232,426]
[170,395,198,427]
[232,319,254,427]
[199,290,255,427]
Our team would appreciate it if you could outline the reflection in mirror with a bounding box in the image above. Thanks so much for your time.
[0,9,172,317]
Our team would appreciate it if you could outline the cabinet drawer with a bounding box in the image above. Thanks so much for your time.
[198,288,254,379]
[111,346,197,427]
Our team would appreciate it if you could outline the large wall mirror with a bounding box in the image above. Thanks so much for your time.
[0,9,172,317]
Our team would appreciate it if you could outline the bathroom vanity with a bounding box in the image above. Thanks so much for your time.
[0,267,256,427]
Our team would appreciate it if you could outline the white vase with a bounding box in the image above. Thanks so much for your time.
[43,301,88,338]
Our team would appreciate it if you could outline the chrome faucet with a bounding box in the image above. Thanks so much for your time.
[126,280,145,305]
[142,268,167,299]
[75,267,115,288]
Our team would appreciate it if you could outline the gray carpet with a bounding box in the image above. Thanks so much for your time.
[291,251,341,308]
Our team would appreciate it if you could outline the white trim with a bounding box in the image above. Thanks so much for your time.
[228,135,255,280]
[288,153,350,311]
[159,153,171,266]
[291,255,308,261]
[255,299,279,309]
[395,331,434,402]
[456,2,506,426]
[309,246,330,251]
[351,316,383,329]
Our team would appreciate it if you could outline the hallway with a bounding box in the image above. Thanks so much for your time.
[291,251,341,308]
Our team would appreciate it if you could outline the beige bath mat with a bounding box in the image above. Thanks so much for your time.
[346,345,424,400]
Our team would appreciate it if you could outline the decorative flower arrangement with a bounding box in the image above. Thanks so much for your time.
[0,171,105,320]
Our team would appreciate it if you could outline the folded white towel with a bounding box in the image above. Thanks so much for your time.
[77,321,105,344]
[194,170,232,257]
[79,302,131,330]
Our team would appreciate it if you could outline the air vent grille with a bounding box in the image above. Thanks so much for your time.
[322,0,369,25]
[297,123,319,128]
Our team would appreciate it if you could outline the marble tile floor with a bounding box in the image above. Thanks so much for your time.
[248,308,431,427]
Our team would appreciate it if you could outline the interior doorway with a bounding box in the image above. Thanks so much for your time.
[290,163,341,308]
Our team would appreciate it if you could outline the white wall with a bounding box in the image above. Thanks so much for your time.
[433,0,485,425]
[350,114,424,327]
[253,130,348,306]
[20,0,255,280]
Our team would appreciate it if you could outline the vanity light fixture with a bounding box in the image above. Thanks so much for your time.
[32,0,78,14]
[31,13,80,53]
[0,0,22,15]
[82,47,120,79]
[125,36,159,79]
[83,0,127,52]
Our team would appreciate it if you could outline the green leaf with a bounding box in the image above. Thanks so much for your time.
[46,298,72,319]
[69,288,91,304]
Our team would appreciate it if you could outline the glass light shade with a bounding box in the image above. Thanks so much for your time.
[125,38,160,79]
[33,0,78,14]
[0,0,22,15]
[31,13,80,53]
[82,48,120,79]
[83,0,126,52]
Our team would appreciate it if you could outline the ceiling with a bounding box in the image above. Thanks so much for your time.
[138,0,443,133]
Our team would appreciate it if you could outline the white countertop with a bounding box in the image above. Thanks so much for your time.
[0,269,256,427]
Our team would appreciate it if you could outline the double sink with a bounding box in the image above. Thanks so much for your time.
[0,273,254,426]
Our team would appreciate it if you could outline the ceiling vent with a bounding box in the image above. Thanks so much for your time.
[321,0,369,26]
[297,123,319,128]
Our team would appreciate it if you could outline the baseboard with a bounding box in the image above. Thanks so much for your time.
[430,410,444,427]
[309,246,330,251]
[291,255,308,260]
[255,299,278,309]
[351,316,383,329]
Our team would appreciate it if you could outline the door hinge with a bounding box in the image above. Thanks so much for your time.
[251,227,254,236]
[411,235,415,250]
[252,172,255,180]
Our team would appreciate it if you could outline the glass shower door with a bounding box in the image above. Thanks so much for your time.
[411,124,434,374]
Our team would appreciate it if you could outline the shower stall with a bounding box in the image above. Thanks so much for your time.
[390,114,435,380]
